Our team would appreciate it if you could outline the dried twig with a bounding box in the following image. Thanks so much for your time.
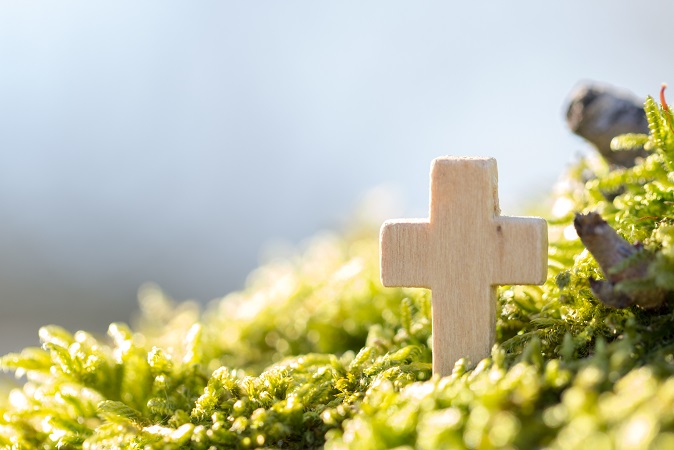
[573,212,664,309]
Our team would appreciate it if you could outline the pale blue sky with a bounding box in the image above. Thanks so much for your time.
[0,1,672,351]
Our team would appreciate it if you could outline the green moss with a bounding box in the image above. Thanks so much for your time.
[4,95,674,448]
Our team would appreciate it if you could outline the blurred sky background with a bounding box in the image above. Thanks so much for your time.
[0,1,673,354]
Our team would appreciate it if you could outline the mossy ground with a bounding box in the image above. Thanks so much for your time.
[3,96,674,449]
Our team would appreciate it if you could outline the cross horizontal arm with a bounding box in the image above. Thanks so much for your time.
[490,216,548,285]
[380,219,431,289]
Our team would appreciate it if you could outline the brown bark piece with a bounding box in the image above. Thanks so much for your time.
[566,83,649,167]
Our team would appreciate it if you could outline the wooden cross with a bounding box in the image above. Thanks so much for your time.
[380,157,548,376]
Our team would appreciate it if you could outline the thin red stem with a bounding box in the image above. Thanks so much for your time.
[661,83,674,132]
[661,83,670,114]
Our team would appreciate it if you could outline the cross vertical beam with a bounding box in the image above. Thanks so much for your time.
[380,157,547,376]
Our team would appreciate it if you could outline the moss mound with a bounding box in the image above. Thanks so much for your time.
[3,96,674,449]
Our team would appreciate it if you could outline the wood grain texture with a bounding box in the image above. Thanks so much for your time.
[380,156,548,376]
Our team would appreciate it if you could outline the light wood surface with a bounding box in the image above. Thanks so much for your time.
[380,157,548,376]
